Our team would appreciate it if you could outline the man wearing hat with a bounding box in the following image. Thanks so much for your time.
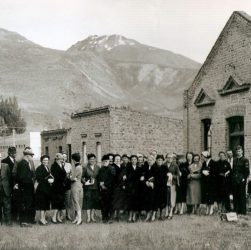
[0,152,12,225]
[16,147,36,227]
[2,146,18,221]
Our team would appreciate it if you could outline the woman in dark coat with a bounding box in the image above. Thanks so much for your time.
[216,152,231,212]
[154,154,168,220]
[51,153,67,223]
[177,152,193,214]
[143,155,158,222]
[82,154,100,223]
[35,155,54,225]
[201,151,217,215]
[126,155,141,222]
[112,154,127,220]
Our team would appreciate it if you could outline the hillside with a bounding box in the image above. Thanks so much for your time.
[0,29,200,130]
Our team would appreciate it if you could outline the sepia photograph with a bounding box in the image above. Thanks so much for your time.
[0,0,251,249]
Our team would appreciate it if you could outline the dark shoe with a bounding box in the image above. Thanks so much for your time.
[167,216,173,220]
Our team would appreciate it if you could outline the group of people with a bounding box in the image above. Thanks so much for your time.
[0,145,250,227]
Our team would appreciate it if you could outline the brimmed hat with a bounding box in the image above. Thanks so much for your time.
[201,151,211,159]
[23,147,34,156]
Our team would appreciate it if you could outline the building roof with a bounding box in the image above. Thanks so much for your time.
[71,105,133,118]
[185,11,251,104]
[41,128,70,136]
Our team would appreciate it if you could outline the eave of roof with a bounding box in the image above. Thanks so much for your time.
[185,11,251,103]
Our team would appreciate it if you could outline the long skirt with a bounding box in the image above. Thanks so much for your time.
[186,180,201,205]
[112,186,128,211]
[35,191,51,211]
[166,185,177,207]
[143,187,157,211]
[51,191,65,210]
[83,189,100,210]
[65,189,72,210]
[71,184,83,212]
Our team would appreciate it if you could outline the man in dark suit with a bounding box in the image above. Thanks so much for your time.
[0,153,12,225]
[232,145,250,215]
[16,147,36,227]
[1,147,18,221]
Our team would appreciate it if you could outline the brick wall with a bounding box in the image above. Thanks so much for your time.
[109,108,183,155]
[184,12,251,159]
[41,130,68,162]
[70,112,111,161]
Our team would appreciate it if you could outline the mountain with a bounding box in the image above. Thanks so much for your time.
[0,29,200,131]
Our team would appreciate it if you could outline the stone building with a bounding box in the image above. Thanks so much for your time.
[41,106,183,164]
[184,11,251,158]
[41,128,72,161]
[0,131,41,165]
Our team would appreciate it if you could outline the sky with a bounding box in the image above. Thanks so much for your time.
[0,0,251,63]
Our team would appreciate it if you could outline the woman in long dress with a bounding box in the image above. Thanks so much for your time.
[186,154,202,214]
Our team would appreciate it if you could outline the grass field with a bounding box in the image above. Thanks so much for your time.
[0,213,250,250]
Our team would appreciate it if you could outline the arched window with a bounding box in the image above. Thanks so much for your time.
[227,116,244,153]
[96,142,101,165]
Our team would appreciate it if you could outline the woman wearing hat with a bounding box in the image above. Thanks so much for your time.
[201,151,217,215]
[165,153,180,220]
[143,155,158,222]
[35,155,54,225]
[154,154,168,220]
[97,154,115,223]
[177,152,193,214]
[70,153,83,225]
[186,154,202,214]
[126,155,141,222]
[112,154,128,221]
[51,153,67,223]
[82,153,100,223]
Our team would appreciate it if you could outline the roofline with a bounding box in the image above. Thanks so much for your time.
[185,11,251,103]
[71,105,111,118]
[41,128,70,136]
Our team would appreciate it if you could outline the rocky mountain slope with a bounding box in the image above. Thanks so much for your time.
[0,29,200,130]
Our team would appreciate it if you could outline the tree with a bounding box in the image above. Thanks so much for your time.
[0,96,26,136]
